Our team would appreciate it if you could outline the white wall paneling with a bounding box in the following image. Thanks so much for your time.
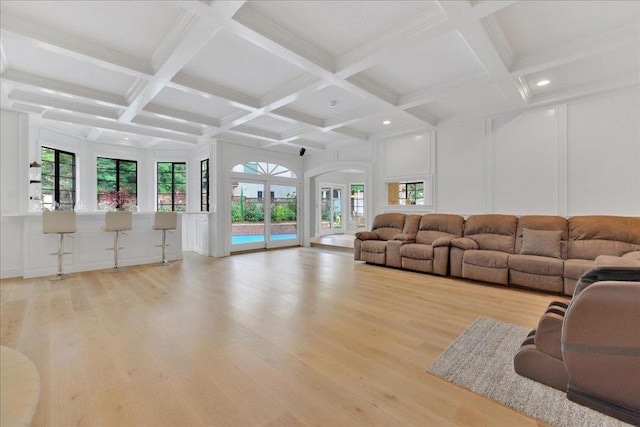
[435,120,485,215]
[491,107,558,215]
[566,89,640,215]
[1,110,28,214]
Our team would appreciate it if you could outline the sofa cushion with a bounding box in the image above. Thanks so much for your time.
[595,255,640,267]
[371,213,406,241]
[463,215,517,253]
[568,216,640,260]
[400,244,434,260]
[515,216,568,258]
[361,240,387,254]
[509,254,564,276]
[415,214,464,245]
[463,250,509,268]
[564,259,595,280]
[520,229,563,259]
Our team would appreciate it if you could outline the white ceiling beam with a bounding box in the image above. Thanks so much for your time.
[189,4,435,129]
[324,107,381,132]
[332,127,369,141]
[457,20,528,107]
[261,138,325,151]
[336,0,517,78]
[169,72,259,110]
[437,1,527,107]
[269,108,324,128]
[230,6,335,73]
[1,69,128,107]
[8,90,120,119]
[143,103,221,128]
[119,14,221,122]
[86,128,103,141]
[43,111,198,144]
[398,73,493,110]
[510,23,640,77]
[0,13,153,79]
[404,108,438,126]
[131,115,204,136]
[259,74,330,110]
[229,125,281,142]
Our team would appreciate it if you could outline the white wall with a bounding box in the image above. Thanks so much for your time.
[567,90,640,215]
[434,88,640,216]
[436,121,485,215]
[1,110,28,213]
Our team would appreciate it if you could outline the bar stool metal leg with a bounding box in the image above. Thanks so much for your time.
[105,231,127,272]
[154,229,171,267]
[48,233,74,281]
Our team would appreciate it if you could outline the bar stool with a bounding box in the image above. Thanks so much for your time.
[153,212,177,266]
[102,211,132,272]
[42,210,76,280]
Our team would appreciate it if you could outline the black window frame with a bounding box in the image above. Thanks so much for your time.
[201,159,209,212]
[41,146,76,211]
[398,181,423,205]
[96,157,138,208]
[157,161,187,212]
[350,184,365,219]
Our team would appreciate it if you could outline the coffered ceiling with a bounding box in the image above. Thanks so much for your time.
[1,1,638,153]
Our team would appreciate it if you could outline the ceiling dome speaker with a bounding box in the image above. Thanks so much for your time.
[299,148,306,156]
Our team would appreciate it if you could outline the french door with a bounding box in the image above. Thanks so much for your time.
[319,184,345,235]
[231,179,298,252]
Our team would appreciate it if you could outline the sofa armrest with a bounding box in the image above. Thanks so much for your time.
[622,251,640,261]
[432,236,454,248]
[451,237,479,250]
[392,233,415,243]
[355,231,379,240]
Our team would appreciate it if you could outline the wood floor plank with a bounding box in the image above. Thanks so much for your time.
[0,248,564,426]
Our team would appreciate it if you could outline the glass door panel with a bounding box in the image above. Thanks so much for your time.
[319,184,345,236]
[269,184,298,247]
[231,180,265,250]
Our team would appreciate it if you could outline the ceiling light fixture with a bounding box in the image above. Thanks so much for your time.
[536,79,551,87]
[383,120,391,125]
[329,100,337,107]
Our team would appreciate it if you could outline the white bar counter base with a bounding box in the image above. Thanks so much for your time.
[1,212,182,279]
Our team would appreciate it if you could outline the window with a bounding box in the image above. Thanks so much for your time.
[41,146,76,211]
[387,181,424,205]
[97,157,137,209]
[157,162,186,211]
[350,184,365,219]
[201,159,209,212]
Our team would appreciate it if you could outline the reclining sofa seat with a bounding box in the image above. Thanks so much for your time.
[355,213,420,266]
[450,214,518,285]
[563,216,640,295]
[508,215,569,293]
[514,264,640,425]
[399,214,465,276]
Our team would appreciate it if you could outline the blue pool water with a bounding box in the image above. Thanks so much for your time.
[232,233,297,245]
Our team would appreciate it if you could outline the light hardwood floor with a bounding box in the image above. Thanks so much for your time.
[0,248,566,426]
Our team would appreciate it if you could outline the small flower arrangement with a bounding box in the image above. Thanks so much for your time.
[100,189,136,211]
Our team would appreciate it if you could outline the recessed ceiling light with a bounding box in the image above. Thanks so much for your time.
[536,79,551,87]
[329,100,337,107]
[124,137,129,140]
[383,120,391,125]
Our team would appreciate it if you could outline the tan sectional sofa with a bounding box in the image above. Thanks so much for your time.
[355,213,640,295]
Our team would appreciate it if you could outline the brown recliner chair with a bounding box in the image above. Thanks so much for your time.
[514,265,640,425]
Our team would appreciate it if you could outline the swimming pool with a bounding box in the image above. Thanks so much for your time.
[231,233,297,245]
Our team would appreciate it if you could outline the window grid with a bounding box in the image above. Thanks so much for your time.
[41,146,76,211]
[157,162,187,212]
[97,157,138,208]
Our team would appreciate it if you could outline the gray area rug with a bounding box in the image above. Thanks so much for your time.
[427,317,629,427]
